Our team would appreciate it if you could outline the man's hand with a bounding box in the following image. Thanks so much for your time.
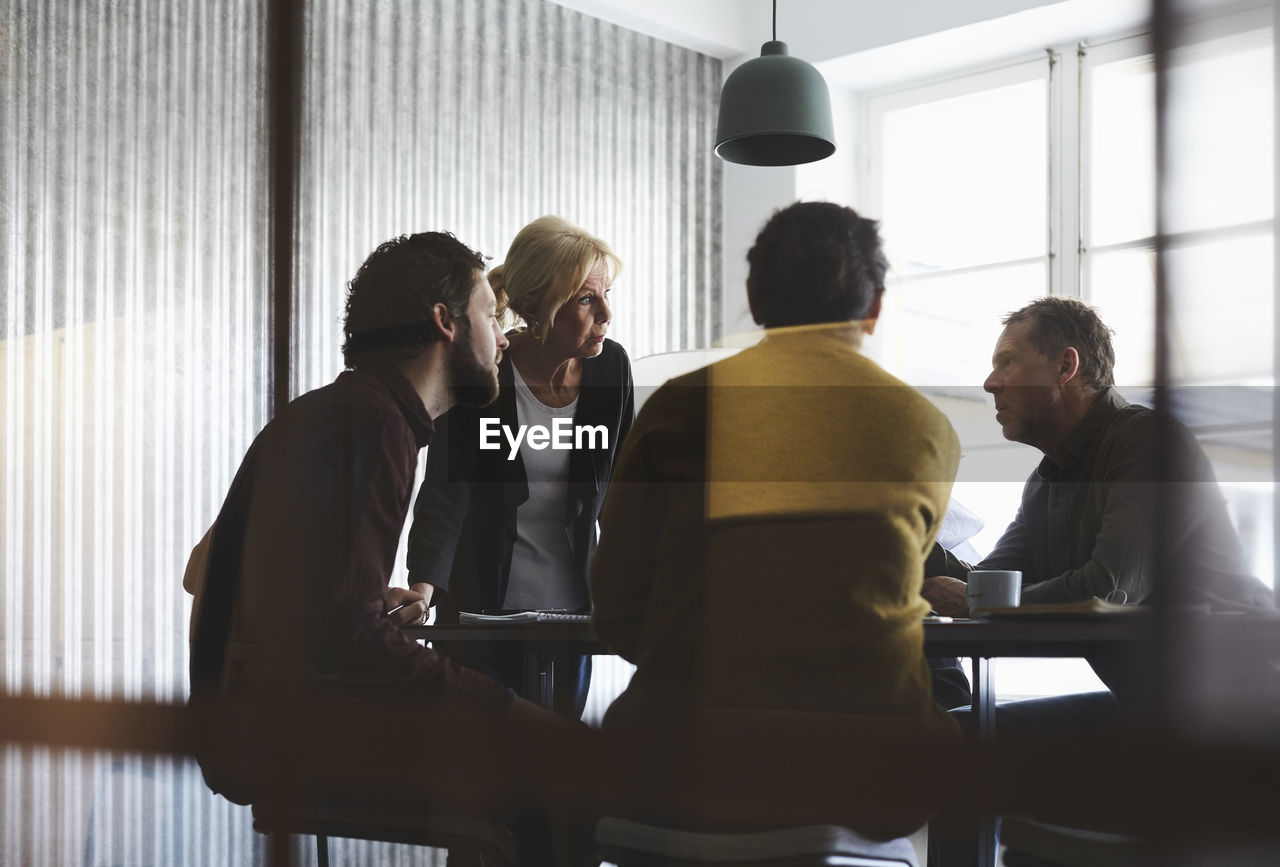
[922,575,970,617]
[384,585,430,626]
[410,582,434,609]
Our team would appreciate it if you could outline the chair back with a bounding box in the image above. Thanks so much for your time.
[701,512,935,718]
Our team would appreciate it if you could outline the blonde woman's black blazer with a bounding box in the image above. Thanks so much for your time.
[406,337,634,621]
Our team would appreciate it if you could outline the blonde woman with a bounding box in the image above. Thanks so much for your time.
[406,216,634,718]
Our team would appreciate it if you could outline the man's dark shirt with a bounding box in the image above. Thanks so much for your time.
[190,365,508,712]
[926,388,1273,610]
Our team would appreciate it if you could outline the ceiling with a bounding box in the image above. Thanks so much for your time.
[550,0,1207,89]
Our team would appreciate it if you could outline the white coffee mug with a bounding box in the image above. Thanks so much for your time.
[966,570,1022,613]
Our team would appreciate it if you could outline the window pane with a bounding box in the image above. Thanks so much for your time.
[1089,234,1274,385]
[879,78,1047,273]
[883,263,1047,387]
[1087,248,1157,385]
[1165,234,1274,382]
[1167,36,1274,234]
[1222,482,1275,588]
[1088,33,1273,245]
[1088,57,1156,246]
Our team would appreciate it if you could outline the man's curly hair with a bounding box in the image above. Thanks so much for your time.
[341,232,486,367]
[746,202,888,328]
[1003,297,1116,390]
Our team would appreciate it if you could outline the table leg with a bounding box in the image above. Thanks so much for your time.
[972,655,995,741]
[972,655,997,867]
[543,653,556,709]
[523,653,541,707]
[523,652,556,710]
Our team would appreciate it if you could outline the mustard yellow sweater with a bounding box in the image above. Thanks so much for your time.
[592,323,960,726]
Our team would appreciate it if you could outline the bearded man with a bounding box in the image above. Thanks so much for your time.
[188,233,567,805]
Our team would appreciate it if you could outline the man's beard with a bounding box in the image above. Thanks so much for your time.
[450,331,501,408]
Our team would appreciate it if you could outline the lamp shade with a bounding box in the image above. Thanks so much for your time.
[715,41,835,166]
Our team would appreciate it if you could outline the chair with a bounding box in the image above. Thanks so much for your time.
[999,817,1150,867]
[593,508,956,867]
[596,816,918,867]
[251,801,518,867]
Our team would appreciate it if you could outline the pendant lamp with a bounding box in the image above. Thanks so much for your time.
[714,0,835,166]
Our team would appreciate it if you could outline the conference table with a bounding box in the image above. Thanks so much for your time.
[404,621,601,711]
[404,616,1159,729]
[403,614,1278,867]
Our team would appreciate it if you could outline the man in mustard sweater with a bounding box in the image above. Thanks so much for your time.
[589,201,961,837]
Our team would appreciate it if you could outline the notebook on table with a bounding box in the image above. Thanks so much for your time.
[459,610,591,625]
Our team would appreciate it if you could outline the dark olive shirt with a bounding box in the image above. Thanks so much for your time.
[926,388,1272,610]
[191,365,509,712]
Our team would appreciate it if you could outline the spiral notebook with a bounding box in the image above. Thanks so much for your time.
[459,610,590,625]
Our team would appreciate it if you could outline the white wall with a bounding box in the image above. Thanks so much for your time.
[718,160,798,342]
[795,85,862,209]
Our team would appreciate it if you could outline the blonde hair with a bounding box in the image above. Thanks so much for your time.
[488,216,622,342]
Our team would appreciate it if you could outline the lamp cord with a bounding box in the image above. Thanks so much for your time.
[772,0,777,41]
